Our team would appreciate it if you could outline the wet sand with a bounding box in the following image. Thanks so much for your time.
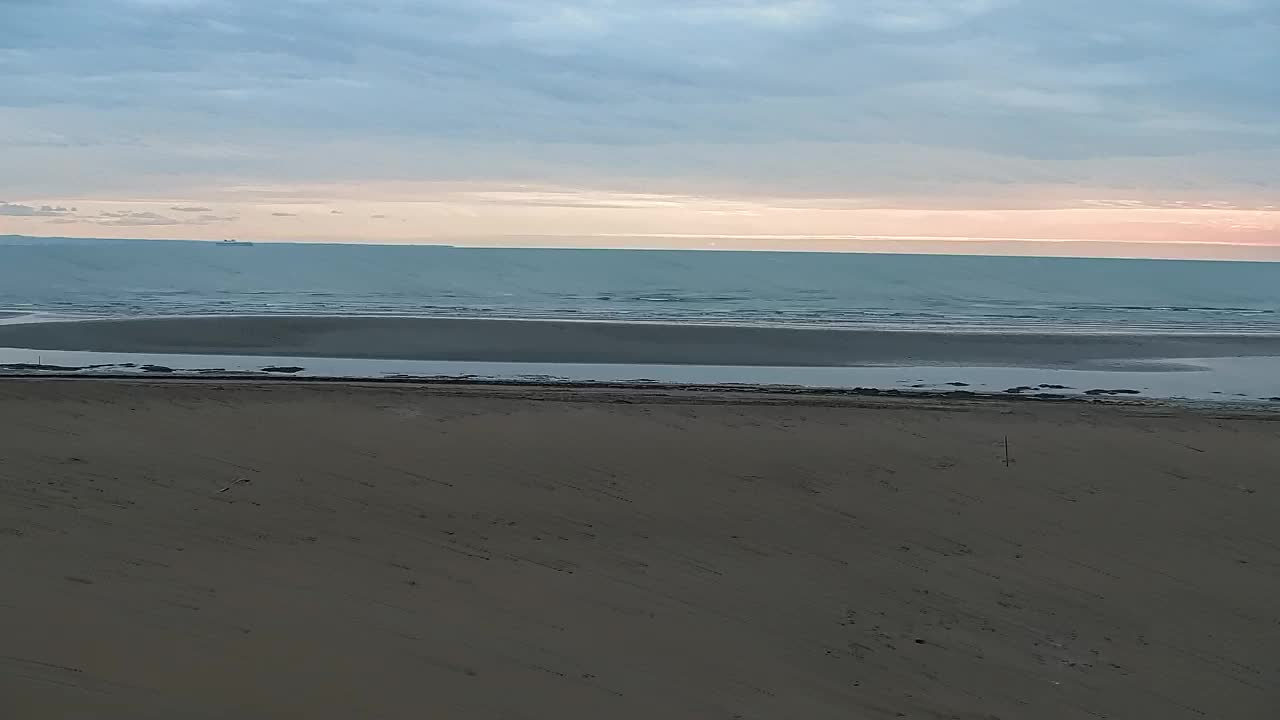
[2,379,1278,719]
[4,315,1280,367]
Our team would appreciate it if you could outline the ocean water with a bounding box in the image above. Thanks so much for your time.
[2,238,1278,334]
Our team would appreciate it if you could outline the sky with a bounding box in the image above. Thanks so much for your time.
[1,0,1277,258]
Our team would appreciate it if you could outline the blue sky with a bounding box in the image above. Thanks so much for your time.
[1,0,1277,256]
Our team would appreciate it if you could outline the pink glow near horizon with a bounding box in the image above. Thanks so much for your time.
[3,184,1277,261]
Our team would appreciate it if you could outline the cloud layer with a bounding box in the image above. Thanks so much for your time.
[0,202,75,217]
[0,0,1276,250]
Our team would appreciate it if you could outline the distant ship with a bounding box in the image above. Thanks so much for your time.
[217,239,254,247]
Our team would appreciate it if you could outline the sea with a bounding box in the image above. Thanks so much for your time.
[2,237,1279,334]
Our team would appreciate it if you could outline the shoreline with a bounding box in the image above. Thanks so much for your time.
[3,375,1278,410]
[0,374,1136,404]
[3,314,1280,368]
[3,345,1279,404]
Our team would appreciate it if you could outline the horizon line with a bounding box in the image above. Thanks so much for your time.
[3,233,1279,263]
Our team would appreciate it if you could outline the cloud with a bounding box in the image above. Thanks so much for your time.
[455,189,715,210]
[91,210,182,226]
[271,211,296,216]
[78,208,234,226]
[171,205,213,212]
[0,202,75,216]
[1,200,232,227]
[0,0,1275,216]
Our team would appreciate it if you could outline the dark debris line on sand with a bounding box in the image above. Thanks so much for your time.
[0,362,118,372]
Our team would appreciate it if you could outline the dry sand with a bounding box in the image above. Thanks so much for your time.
[2,379,1278,719]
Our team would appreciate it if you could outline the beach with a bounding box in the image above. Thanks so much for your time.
[2,378,1278,719]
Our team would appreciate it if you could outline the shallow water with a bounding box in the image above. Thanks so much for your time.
[3,347,1278,404]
